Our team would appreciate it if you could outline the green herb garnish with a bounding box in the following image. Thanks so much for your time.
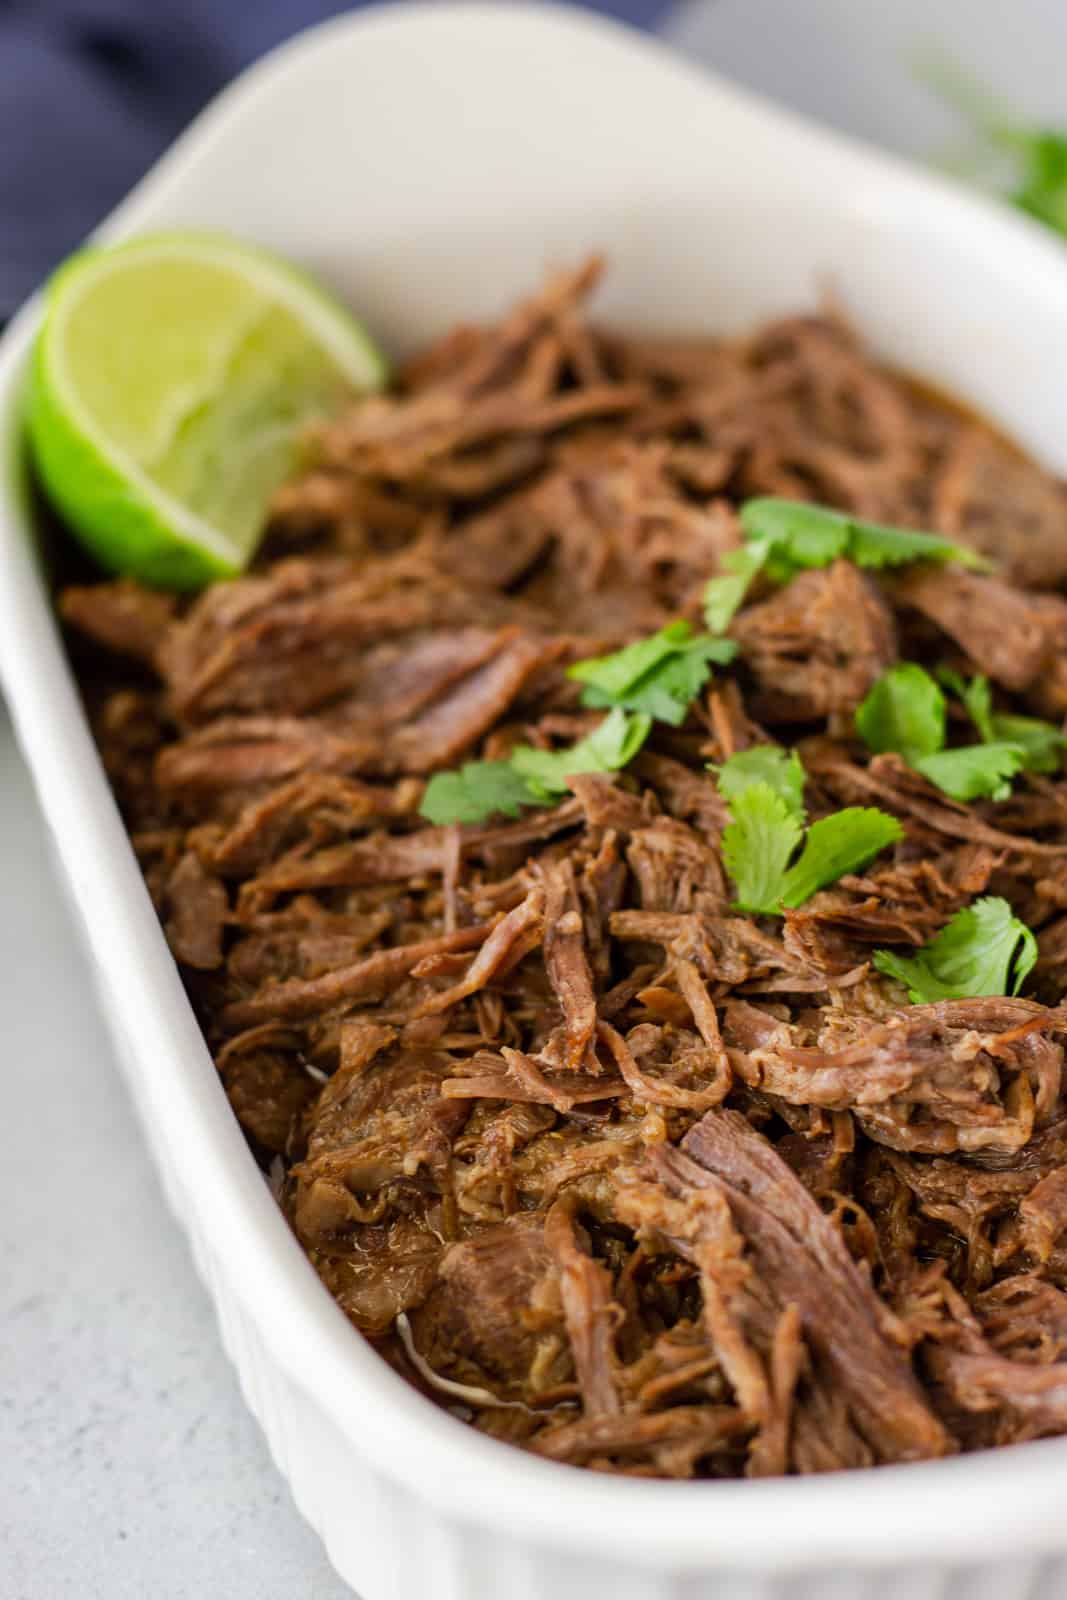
[855,662,946,764]
[703,498,989,631]
[420,707,652,826]
[939,667,1066,775]
[913,743,1027,804]
[716,751,902,915]
[778,808,905,910]
[712,745,806,820]
[984,714,1066,776]
[510,707,652,798]
[420,761,544,826]
[873,896,1037,1003]
[721,783,805,916]
[703,540,774,632]
[858,663,1033,802]
[568,621,737,727]
[1013,132,1067,237]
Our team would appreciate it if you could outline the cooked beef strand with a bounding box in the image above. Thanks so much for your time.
[61,261,1067,1477]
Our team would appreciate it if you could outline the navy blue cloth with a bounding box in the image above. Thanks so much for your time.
[0,0,669,319]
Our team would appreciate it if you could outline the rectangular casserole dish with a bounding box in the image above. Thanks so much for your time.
[3,6,1067,1596]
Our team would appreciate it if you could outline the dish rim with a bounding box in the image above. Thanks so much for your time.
[3,1,1067,1573]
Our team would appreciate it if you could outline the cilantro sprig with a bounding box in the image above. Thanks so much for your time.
[914,743,1026,804]
[703,498,989,631]
[419,760,542,826]
[857,662,1063,803]
[715,748,903,915]
[712,745,806,818]
[939,668,1066,776]
[855,662,946,764]
[422,612,743,829]
[510,707,652,796]
[873,896,1037,1003]
[721,783,805,915]
[567,621,737,727]
[419,707,651,826]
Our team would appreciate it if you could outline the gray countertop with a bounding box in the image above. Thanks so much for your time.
[0,704,351,1599]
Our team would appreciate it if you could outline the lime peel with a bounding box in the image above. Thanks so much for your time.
[27,231,387,589]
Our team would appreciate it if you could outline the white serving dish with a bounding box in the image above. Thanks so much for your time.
[3,6,1067,1596]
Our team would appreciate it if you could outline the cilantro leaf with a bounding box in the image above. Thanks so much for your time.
[569,621,737,727]
[511,707,652,797]
[861,664,1051,802]
[721,782,804,915]
[420,761,543,826]
[914,742,1026,802]
[988,713,1066,776]
[740,498,990,576]
[703,499,989,630]
[938,667,996,743]
[713,746,807,821]
[719,752,900,914]
[856,664,947,764]
[779,808,904,909]
[846,520,986,570]
[739,498,850,575]
[703,539,772,632]
[873,896,1037,1003]
[940,667,1065,775]
[421,708,652,825]
[1014,131,1067,236]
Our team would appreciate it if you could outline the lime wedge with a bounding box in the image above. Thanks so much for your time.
[26,231,387,588]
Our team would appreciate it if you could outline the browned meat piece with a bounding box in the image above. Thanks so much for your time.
[732,561,896,721]
[293,1045,470,1334]
[975,1276,1067,1360]
[154,716,380,797]
[413,887,545,1017]
[931,424,1067,588]
[1019,1168,1067,1266]
[895,565,1067,691]
[410,1219,568,1400]
[808,748,1067,858]
[198,772,405,878]
[939,1347,1067,1434]
[61,578,176,666]
[163,849,228,969]
[532,1404,750,1476]
[783,846,998,964]
[544,1196,621,1416]
[534,862,597,1072]
[387,632,551,774]
[676,1112,950,1463]
[216,1037,316,1155]
[626,817,728,915]
[726,997,1065,1156]
[565,772,650,833]
[221,921,492,1027]
[617,1110,948,1470]
[872,1123,1067,1290]
[58,262,1067,1481]
[631,753,729,842]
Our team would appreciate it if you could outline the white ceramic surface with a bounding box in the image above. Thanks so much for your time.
[3,6,1067,1597]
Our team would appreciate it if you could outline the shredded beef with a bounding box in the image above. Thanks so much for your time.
[59,260,1067,1479]
[732,560,896,722]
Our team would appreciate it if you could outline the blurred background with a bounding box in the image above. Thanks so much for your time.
[4,2,1066,1598]
[5,0,1066,319]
